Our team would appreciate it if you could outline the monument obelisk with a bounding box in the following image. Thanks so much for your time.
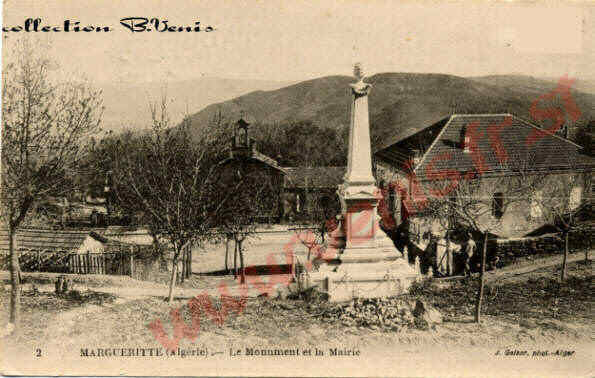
[310,64,419,302]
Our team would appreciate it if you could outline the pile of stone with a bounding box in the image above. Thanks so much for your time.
[317,297,442,331]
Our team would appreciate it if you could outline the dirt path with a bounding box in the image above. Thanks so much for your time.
[18,251,591,301]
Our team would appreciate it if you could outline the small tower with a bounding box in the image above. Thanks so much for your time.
[231,118,254,159]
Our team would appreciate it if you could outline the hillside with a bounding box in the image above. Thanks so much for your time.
[184,73,595,150]
[471,75,595,96]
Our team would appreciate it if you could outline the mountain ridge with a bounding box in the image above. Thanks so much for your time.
[182,73,594,150]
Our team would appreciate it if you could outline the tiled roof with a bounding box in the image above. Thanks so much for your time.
[374,115,451,152]
[0,228,131,253]
[374,117,449,168]
[252,150,285,172]
[219,150,286,173]
[414,114,594,181]
[283,167,346,189]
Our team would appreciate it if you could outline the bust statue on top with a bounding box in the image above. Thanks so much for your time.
[350,63,372,96]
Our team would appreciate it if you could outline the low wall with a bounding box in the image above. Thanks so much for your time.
[406,228,592,276]
[492,230,592,267]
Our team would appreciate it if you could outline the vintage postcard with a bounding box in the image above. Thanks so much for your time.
[1,0,593,376]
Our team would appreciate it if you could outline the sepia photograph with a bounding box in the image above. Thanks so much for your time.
[1,1,593,376]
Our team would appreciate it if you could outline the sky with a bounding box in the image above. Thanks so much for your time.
[2,1,594,84]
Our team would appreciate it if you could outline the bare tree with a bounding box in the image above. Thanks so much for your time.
[111,95,236,303]
[218,167,275,283]
[224,221,257,284]
[292,190,339,262]
[422,171,536,323]
[1,39,103,333]
[528,170,591,281]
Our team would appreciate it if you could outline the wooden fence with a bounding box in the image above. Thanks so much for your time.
[68,251,133,275]
[0,246,140,276]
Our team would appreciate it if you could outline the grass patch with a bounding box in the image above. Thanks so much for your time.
[410,261,593,323]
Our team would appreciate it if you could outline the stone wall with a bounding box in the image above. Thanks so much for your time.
[403,228,591,276]
[492,230,592,267]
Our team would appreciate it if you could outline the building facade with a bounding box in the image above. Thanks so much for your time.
[374,114,593,240]
[217,119,343,223]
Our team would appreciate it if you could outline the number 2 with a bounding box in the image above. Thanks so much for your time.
[35,348,41,357]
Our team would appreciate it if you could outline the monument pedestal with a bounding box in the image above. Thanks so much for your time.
[309,190,419,302]
[305,64,420,302]
[309,194,419,302]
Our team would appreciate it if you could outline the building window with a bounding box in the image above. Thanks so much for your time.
[238,127,248,147]
[389,188,396,212]
[530,190,543,218]
[569,186,583,210]
[492,192,504,218]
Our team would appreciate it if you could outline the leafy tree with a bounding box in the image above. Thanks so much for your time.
[257,121,347,167]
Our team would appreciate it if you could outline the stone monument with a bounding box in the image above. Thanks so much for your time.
[308,64,420,302]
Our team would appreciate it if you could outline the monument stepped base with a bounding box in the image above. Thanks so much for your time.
[308,257,419,302]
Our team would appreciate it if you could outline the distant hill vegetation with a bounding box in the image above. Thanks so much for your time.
[184,73,594,151]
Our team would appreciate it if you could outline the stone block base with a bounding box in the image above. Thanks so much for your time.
[307,259,420,302]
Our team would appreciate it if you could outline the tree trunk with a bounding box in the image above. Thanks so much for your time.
[167,253,179,303]
[180,248,186,283]
[233,241,238,278]
[239,241,245,284]
[186,247,192,278]
[9,227,21,334]
[586,230,590,263]
[225,238,229,273]
[474,232,488,323]
[561,231,569,282]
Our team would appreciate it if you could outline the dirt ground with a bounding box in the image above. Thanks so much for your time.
[2,260,592,356]
[191,228,315,274]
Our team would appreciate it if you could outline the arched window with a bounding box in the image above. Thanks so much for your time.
[530,190,543,218]
[238,127,248,147]
[492,192,504,218]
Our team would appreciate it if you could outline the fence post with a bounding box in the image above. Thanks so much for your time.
[87,250,91,274]
[129,246,134,278]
